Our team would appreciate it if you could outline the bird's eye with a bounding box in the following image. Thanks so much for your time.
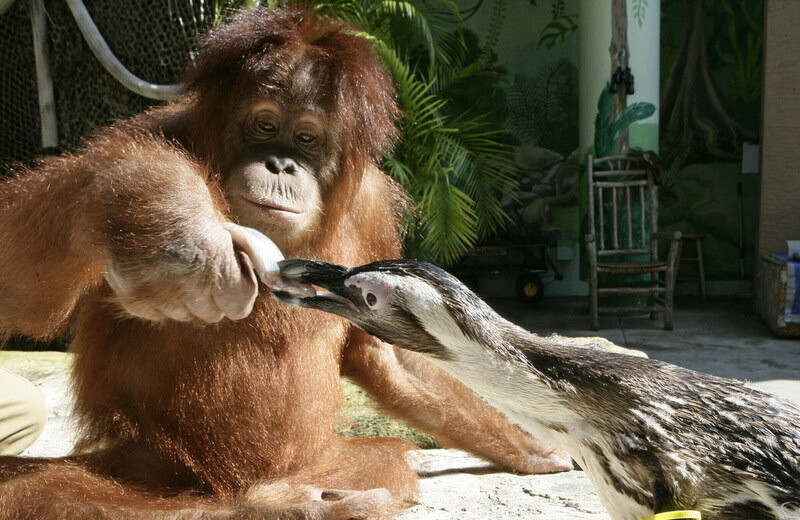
[365,292,377,307]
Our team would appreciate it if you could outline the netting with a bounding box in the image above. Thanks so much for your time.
[0,0,220,172]
[0,1,38,170]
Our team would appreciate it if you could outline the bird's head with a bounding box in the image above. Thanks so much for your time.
[273,259,496,360]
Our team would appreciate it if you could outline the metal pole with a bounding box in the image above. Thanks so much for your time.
[738,182,745,279]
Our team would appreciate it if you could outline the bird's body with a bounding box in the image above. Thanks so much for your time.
[431,328,799,520]
[275,259,800,520]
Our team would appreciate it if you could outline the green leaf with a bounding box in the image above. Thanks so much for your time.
[593,84,614,157]
[537,13,577,50]
[609,102,656,147]
[419,181,479,265]
[593,83,654,157]
[632,0,648,28]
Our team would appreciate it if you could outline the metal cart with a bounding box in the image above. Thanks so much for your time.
[449,243,562,302]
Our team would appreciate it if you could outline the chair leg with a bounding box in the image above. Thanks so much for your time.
[696,237,707,300]
[589,268,599,331]
[664,267,675,330]
[664,293,674,330]
[649,272,657,320]
[664,239,681,331]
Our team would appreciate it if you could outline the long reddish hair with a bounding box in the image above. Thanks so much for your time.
[184,7,401,180]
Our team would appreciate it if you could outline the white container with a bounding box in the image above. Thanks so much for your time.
[788,240,800,261]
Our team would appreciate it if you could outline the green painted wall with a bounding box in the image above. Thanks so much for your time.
[660,162,759,279]
[455,0,762,295]
[626,0,661,153]
[659,0,763,286]
[577,0,610,159]
[458,0,584,296]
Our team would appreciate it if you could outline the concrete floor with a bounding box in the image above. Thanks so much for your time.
[4,295,799,519]
[490,295,800,406]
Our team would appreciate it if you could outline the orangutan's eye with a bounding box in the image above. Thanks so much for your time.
[257,120,277,133]
[296,132,316,144]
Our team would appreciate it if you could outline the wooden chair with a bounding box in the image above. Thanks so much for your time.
[585,154,682,330]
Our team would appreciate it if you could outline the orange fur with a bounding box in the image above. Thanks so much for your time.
[0,7,564,519]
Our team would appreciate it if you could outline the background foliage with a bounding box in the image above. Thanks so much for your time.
[280,0,517,265]
[199,0,520,264]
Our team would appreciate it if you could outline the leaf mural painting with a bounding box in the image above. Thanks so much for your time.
[632,0,648,28]
[714,0,763,107]
[594,83,656,158]
[506,59,579,155]
[538,13,578,50]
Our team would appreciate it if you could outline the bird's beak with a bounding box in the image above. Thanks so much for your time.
[271,259,360,313]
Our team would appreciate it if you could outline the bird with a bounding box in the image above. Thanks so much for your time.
[272,258,800,520]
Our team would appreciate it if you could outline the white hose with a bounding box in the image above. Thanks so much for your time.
[63,0,184,100]
[0,0,16,16]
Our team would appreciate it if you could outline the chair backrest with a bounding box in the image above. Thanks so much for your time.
[587,154,657,258]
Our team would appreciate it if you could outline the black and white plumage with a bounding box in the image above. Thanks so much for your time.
[274,258,800,520]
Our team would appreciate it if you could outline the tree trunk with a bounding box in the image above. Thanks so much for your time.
[660,0,754,161]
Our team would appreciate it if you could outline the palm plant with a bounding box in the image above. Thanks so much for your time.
[377,31,515,265]
[220,0,515,265]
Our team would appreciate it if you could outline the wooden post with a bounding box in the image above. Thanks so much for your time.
[587,156,600,330]
[610,0,629,153]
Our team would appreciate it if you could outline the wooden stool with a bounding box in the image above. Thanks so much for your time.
[676,234,706,299]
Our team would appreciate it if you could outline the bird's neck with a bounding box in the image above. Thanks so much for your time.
[415,298,638,438]
[424,315,583,436]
